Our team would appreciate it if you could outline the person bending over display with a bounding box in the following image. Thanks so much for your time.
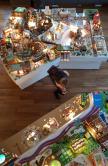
[48,65,69,99]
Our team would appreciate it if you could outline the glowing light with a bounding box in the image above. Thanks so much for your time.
[68,111,75,120]
[27,131,36,140]
[28,21,36,28]
[9,16,21,20]
[0,154,5,164]
[9,16,13,20]
[19,70,24,75]
[15,34,21,40]
[43,124,50,129]
[45,19,49,23]
[43,48,48,53]
[95,13,99,17]
[81,29,87,37]
[4,28,12,34]
[50,160,61,166]
[64,38,71,46]
[47,33,52,40]
[69,25,78,33]
[31,131,35,137]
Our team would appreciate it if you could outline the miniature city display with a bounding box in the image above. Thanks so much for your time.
[40,8,107,56]
[20,94,90,150]
[0,7,108,82]
[0,7,60,81]
[15,91,108,166]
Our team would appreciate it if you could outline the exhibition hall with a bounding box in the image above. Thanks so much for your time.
[0,0,108,165]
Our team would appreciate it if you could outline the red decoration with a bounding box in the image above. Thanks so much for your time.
[93,12,100,25]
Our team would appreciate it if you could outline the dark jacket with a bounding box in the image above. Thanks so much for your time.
[48,65,68,84]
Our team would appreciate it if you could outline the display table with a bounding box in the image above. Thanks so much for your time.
[16,58,60,89]
[1,93,91,155]
[59,56,107,69]
[1,91,108,166]
[0,7,61,89]
[40,8,108,69]
[5,57,60,89]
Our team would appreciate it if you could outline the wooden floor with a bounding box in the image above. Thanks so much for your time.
[0,3,108,143]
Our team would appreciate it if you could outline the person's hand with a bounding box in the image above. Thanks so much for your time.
[55,82,63,89]
[55,82,67,94]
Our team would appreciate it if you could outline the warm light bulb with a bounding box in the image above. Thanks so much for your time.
[47,34,52,40]
[69,25,78,33]
[31,131,35,137]
[28,21,36,28]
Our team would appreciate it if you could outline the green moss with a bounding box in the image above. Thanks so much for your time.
[84,9,98,20]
